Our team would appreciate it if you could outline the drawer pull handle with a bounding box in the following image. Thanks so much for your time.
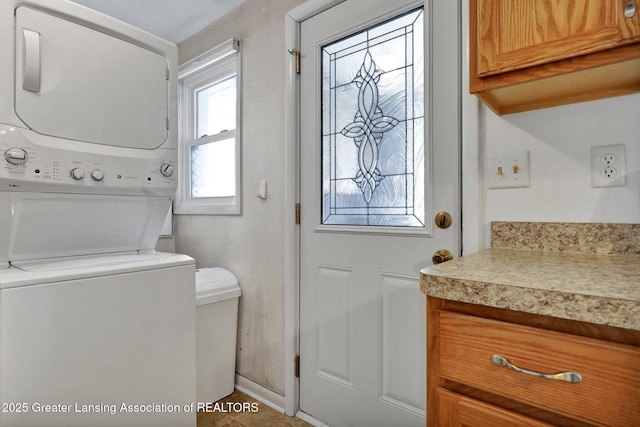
[491,355,582,384]
[625,0,636,18]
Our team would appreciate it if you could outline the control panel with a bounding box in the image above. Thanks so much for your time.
[1,124,177,196]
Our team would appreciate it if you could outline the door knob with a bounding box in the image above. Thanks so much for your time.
[432,249,453,265]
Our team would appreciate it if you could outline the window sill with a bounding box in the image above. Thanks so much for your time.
[173,204,241,215]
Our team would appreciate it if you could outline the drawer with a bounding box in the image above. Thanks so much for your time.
[436,388,554,427]
[437,311,640,426]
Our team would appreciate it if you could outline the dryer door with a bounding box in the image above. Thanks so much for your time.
[14,6,169,149]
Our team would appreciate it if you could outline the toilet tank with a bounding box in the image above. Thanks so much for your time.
[195,268,241,403]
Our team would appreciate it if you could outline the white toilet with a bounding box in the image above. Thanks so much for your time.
[195,267,241,403]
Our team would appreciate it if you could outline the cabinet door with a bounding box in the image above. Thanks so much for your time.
[437,389,553,427]
[475,0,640,76]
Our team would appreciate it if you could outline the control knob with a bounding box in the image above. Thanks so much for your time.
[70,167,85,181]
[4,147,28,165]
[90,170,105,182]
[160,163,174,177]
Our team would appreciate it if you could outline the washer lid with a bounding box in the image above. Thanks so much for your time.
[2,252,194,289]
[13,252,178,271]
[196,267,240,305]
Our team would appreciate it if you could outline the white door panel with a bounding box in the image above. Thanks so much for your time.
[299,0,460,425]
[315,264,354,386]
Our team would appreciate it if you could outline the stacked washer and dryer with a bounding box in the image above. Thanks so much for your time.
[0,1,207,426]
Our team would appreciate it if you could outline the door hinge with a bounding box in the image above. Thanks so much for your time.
[295,355,300,378]
[166,117,170,130]
[295,203,301,225]
[289,49,300,74]
[166,67,170,80]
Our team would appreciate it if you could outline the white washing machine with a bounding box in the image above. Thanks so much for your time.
[0,252,196,427]
[0,0,196,425]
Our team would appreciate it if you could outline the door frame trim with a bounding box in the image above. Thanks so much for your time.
[284,0,345,416]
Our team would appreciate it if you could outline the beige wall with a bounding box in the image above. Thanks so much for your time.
[459,0,640,252]
[175,0,305,396]
[172,0,640,398]
[480,94,640,233]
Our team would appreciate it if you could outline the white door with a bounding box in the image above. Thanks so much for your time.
[299,0,460,426]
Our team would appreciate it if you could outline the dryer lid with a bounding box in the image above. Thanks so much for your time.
[14,6,170,150]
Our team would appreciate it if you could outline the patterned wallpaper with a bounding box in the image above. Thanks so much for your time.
[175,0,305,396]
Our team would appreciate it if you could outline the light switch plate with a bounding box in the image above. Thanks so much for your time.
[488,151,530,189]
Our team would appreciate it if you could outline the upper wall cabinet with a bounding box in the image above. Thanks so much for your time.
[470,0,640,114]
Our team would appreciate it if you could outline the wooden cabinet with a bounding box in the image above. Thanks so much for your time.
[470,0,640,114]
[477,0,640,76]
[427,297,640,426]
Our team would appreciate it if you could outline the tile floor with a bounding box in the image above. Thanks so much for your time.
[197,389,312,427]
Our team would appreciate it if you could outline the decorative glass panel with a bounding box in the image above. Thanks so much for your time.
[190,137,236,198]
[321,8,424,227]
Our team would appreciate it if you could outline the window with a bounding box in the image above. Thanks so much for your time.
[174,39,241,215]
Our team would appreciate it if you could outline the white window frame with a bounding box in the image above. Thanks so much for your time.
[174,39,242,215]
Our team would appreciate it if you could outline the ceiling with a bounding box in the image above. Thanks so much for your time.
[69,0,248,43]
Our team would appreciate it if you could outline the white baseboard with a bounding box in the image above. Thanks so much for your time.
[234,374,329,426]
[234,374,285,413]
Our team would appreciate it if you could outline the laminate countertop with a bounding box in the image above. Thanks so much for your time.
[420,248,640,331]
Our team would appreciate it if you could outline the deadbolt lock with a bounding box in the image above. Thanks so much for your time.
[432,249,454,265]
[434,211,452,229]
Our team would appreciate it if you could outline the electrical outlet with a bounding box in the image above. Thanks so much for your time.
[488,151,530,189]
[601,153,617,165]
[591,144,626,188]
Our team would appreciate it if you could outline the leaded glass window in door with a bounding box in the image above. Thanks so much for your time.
[321,7,424,227]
